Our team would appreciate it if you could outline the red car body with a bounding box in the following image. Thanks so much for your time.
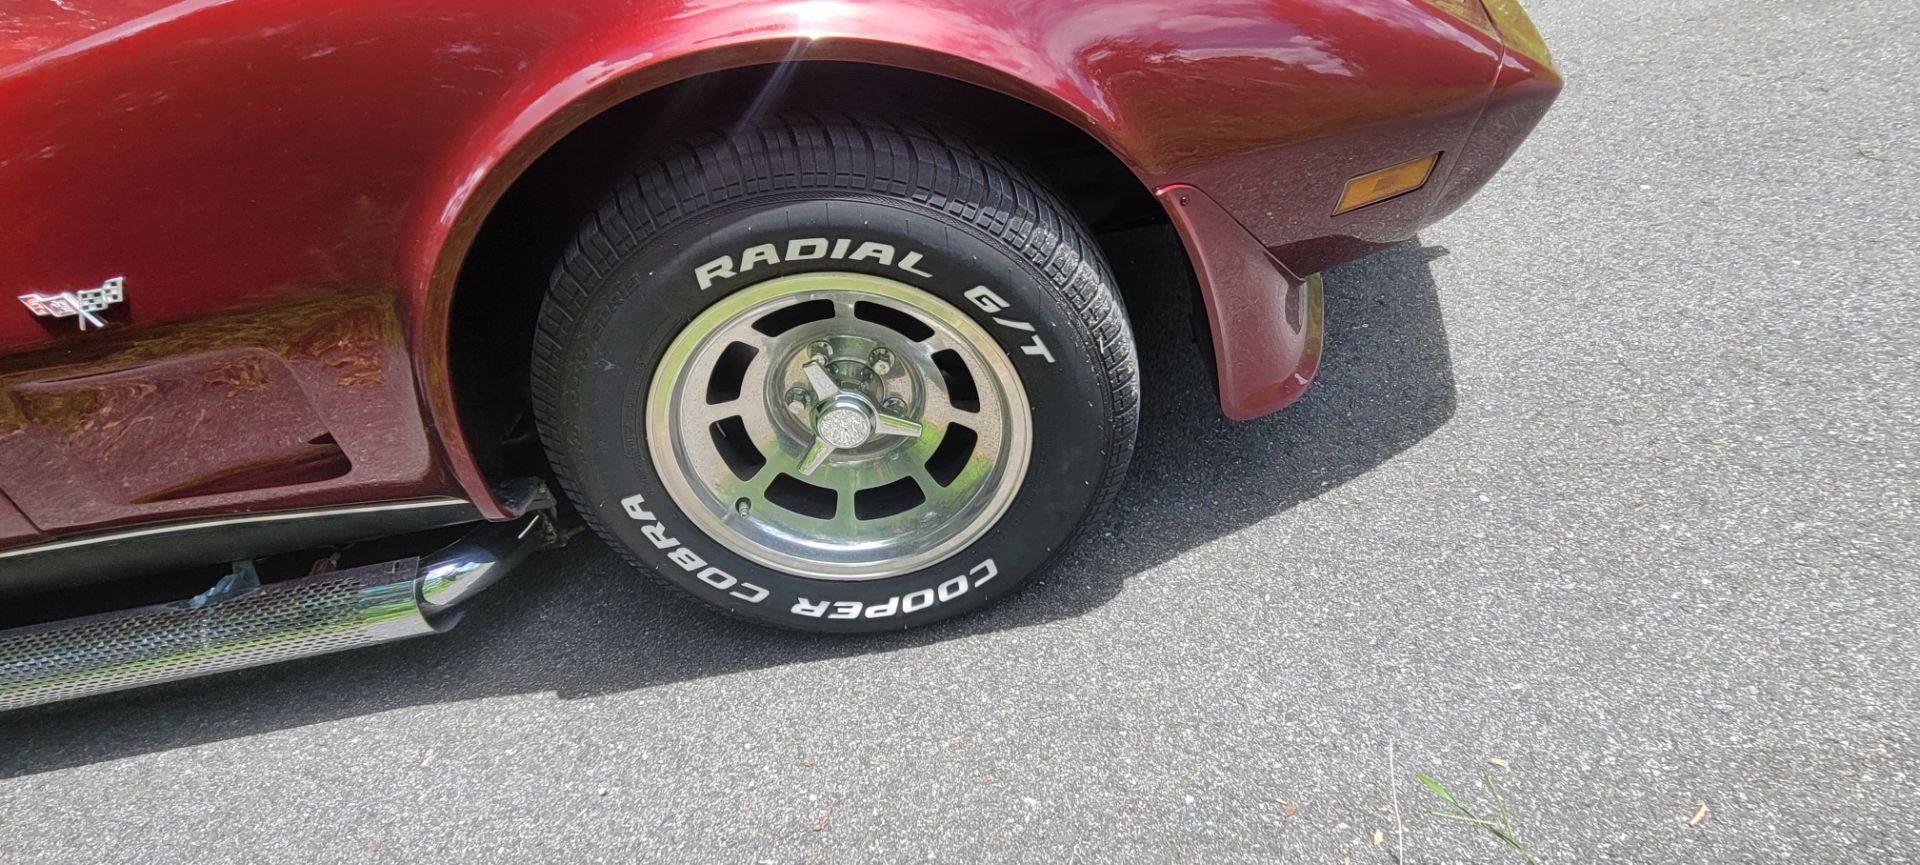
[0,0,1557,556]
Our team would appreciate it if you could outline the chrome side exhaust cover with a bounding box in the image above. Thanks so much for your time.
[0,513,550,712]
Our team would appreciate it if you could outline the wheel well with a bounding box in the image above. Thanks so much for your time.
[447,60,1192,484]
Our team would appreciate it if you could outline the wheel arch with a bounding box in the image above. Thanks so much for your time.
[423,48,1181,517]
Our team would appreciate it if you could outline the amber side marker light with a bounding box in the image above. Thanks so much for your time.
[1333,153,1441,215]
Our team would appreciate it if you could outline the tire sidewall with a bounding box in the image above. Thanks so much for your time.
[547,195,1114,631]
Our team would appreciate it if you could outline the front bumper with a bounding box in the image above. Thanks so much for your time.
[1164,0,1559,420]
[1421,1,1563,230]
[1482,0,1556,70]
[1157,184,1324,422]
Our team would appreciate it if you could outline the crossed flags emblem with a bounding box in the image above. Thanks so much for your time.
[18,277,125,331]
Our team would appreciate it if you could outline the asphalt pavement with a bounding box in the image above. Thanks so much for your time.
[3,0,1915,862]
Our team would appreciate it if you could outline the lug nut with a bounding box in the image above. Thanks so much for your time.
[869,348,894,375]
[810,341,834,362]
[785,386,813,415]
[881,397,907,415]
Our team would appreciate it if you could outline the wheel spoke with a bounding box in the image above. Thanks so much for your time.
[916,332,961,358]
[728,398,787,454]
[921,387,965,425]
[905,461,943,495]
[832,486,858,526]
[684,398,744,427]
[713,456,774,504]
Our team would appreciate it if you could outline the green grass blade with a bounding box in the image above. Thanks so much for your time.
[1422,770,1543,864]
[1418,772,1481,819]
[1485,773,1516,835]
[1417,774,1461,809]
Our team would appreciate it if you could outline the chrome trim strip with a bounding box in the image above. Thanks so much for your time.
[0,498,473,561]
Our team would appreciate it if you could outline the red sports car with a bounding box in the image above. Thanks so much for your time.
[0,0,1558,708]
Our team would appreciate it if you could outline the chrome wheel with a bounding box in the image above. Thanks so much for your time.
[646,273,1032,580]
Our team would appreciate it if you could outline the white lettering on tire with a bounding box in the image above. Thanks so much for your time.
[792,597,830,617]
[964,286,1056,363]
[694,243,1056,363]
[790,559,1000,620]
[694,238,936,289]
[619,493,767,604]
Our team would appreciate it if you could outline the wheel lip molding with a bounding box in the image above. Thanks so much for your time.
[1156,184,1325,422]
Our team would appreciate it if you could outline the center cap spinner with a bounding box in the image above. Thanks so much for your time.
[792,355,925,475]
[815,397,876,449]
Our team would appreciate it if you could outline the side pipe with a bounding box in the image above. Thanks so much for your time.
[0,512,551,712]
[418,513,548,615]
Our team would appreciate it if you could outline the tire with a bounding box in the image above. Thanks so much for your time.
[532,114,1137,632]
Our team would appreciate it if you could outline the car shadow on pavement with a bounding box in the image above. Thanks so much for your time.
[0,239,1456,778]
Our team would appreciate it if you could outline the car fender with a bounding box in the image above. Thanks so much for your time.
[402,1,1508,515]
[399,11,1150,517]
